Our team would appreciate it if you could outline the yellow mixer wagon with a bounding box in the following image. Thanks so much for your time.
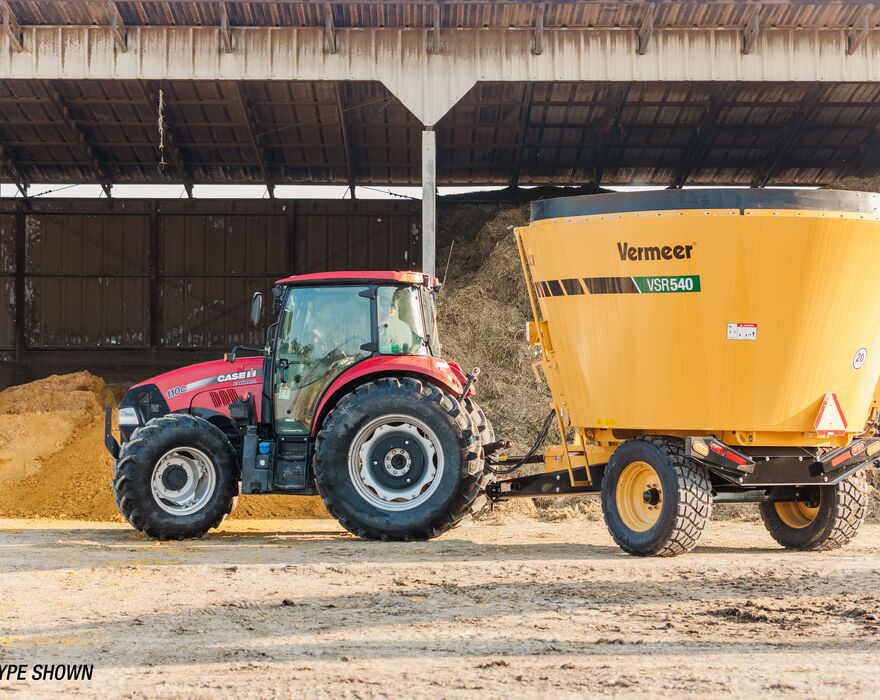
[485,188,880,556]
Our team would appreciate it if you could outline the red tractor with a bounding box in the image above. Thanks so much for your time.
[105,271,494,541]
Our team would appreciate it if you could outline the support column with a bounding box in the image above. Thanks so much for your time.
[421,128,436,277]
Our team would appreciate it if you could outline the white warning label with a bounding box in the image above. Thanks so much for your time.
[727,323,758,341]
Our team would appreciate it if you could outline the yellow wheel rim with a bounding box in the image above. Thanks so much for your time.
[774,500,820,529]
[616,460,663,532]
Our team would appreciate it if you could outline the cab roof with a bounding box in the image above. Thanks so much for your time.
[275,270,440,287]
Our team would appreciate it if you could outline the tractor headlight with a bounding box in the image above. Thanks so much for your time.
[118,406,141,427]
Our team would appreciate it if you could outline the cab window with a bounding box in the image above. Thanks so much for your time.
[274,286,371,435]
[377,286,428,356]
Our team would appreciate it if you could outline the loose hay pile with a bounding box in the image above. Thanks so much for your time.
[435,203,603,521]
[436,203,550,451]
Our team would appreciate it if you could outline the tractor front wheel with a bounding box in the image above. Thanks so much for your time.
[313,377,482,540]
[759,476,868,551]
[113,414,239,540]
[601,437,713,556]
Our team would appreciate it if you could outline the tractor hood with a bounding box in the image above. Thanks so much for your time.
[131,356,265,408]
[117,356,265,442]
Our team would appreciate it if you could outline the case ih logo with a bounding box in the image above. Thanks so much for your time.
[217,369,258,383]
[164,368,261,399]
[617,242,694,261]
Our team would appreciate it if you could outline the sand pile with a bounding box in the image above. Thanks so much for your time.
[0,371,117,497]
[0,371,327,520]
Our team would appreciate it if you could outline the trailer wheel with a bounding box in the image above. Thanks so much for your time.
[462,397,495,518]
[601,437,713,557]
[113,414,239,540]
[759,475,868,551]
[313,377,482,541]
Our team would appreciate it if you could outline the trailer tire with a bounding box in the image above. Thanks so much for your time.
[314,377,482,541]
[463,397,495,518]
[601,437,713,557]
[113,414,239,540]
[759,475,868,551]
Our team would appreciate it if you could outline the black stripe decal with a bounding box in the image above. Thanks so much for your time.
[583,277,640,294]
[546,280,564,297]
[561,278,584,295]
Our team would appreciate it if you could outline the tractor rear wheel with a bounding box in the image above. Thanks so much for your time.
[759,475,868,551]
[113,414,239,540]
[313,377,483,540]
[463,397,495,518]
[601,437,713,557]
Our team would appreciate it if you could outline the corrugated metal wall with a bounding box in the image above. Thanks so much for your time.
[0,207,15,351]
[0,199,420,363]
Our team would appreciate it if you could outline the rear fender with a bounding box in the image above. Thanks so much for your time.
[310,355,469,437]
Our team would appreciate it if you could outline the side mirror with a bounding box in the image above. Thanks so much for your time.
[250,292,264,327]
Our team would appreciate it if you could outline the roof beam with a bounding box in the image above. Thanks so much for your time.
[219,2,233,53]
[593,83,630,185]
[139,81,193,197]
[1,1,22,52]
[107,1,127,53]
[847,9,870,54]
[532,2,545,56]
[323,2,336,54]
[671,86,728,188]
[431,0,441,54]
[41,81,112,197]
[752,83,824,188]
[235,83,275,198]
[334,82,356,195]
[510,82,536,186]
[742,13,760,55]
[638,3,655,55]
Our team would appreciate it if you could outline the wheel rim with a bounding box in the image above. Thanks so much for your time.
[348,415,444,512]
[150,447,217,516]
[774,499,820,529]
[616,460,663,532]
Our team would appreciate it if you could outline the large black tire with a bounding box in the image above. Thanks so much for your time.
[113,414,239,540]
[759,475,869,551]
[313,377,483,540]
[463,396,496,518]
[601,437,713,557]
[464,396,495,448]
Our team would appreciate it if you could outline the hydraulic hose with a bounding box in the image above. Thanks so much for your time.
[485,410,555,476]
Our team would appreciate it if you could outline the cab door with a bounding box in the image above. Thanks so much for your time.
[273,285,373,436]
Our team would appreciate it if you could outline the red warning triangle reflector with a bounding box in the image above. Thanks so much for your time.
[814,392,847,437]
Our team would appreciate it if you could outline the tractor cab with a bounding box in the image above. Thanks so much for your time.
[269,271,441,437]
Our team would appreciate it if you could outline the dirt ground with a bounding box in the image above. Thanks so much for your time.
[1,516,878,699]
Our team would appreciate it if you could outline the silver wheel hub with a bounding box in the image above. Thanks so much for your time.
[349,416,444,512]
[384,448,412,477]
[151,447,217,516]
